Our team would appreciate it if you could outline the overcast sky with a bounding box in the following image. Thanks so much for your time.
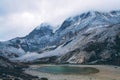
[0,0,120,41]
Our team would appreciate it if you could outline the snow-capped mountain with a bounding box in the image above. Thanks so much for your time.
[0,10,120,65]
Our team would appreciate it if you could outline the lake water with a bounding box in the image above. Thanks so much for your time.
[34,65,99,75]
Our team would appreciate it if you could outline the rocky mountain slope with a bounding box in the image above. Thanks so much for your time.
[0,10,120,65]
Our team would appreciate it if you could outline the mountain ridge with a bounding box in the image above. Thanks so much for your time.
[0,10,120,65]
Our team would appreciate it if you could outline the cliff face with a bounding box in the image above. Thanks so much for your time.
[0,10,120,65]
[58,24,120,65]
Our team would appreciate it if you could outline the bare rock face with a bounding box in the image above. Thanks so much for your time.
[58,24,120,65]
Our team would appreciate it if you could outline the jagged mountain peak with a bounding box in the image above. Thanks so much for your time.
[26,23,53,39]
[35,23,53,30]
[55,11,107,34]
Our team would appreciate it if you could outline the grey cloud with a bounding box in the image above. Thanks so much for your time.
[0,0,120,41]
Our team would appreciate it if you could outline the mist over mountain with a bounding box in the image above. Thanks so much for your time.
[0,10,120,65]
[1,0,120,41]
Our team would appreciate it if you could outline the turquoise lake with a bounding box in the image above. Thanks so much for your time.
[34,66,99,75]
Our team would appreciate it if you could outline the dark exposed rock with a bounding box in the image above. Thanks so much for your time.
[40,77,48,80]
[0,56,39,80]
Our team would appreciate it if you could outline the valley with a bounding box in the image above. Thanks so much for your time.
[0,10,120,80]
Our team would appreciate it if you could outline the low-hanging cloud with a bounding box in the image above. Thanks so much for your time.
[0,0,120,41]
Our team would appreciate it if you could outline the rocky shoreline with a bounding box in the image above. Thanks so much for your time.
[25,64,120,80]
[0,56,40,80]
